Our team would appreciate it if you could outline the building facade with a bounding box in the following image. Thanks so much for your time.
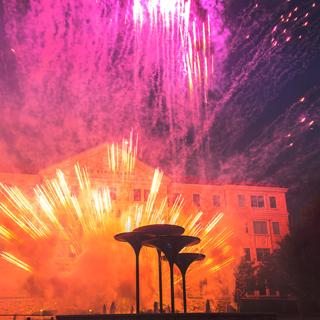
[37,143,289,264]
[169,182,288,263]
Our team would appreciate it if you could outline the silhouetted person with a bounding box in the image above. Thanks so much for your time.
[205,299,211,313]
[130,305,134,314]
[102,304,107,314]
[110,301,116,314]
[153,301,159,313]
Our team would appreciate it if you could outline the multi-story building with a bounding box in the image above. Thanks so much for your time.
[170,182,288,261]
[0,142,289,312]
[38,143,289,260]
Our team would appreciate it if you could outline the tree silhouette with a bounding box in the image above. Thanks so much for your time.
[236,192,320,314]
[276,193,320,314]
[234,257,256,309]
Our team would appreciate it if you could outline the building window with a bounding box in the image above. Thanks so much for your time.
[133,189,141,201]
[238,194,245,207]
[244,248,251,261]
[144,189,150,201]
[213,195,221,207]
[193,193,200,206]
[256,248,270,261]
[272,222,280,235]
[269,196,277,208]
[251,195,265,208]
[110,187,116,200]
[245,223,249,233]
[253,221,268,234]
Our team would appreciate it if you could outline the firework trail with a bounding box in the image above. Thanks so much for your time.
[193,0,320,186]
[0,0,229,174]
[0,1,318,193]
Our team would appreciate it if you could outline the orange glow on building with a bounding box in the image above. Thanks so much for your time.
[0,142,289,313]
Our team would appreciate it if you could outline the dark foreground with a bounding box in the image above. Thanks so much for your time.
[57,313,277,320]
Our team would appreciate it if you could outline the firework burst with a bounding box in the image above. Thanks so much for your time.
[0,135,235,312]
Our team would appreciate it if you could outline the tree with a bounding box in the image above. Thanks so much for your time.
[256,249,291,297]
[234,257,256,308]
[276,193,320,314]
[256,192,320,314]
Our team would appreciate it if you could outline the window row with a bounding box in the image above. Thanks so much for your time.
[245,221,280,235]
[181,193,278,209]
[191,193,221,207]
[106,188,150,202]
[244,247,271,262]
[71,186,117,200]
[252,221,280,235]
[72,187,151,202]
[170,193,222,207]
[133,189,150,201]
[72,186,279,210]
[238,195,277,209]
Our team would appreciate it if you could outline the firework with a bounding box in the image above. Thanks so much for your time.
[0,135,235,312]
[0,0,318,193]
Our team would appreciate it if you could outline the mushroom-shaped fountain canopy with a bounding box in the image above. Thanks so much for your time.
[133,224,184,236]
[175,253,205,274]
[143,235,200,263]
[114,232,154,253]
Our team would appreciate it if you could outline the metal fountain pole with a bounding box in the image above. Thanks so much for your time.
[114,232,154,314]
[157,249,163,313]
[181,269,187,313]
[169,259,175,313]
[175,253,205,313]
[134,245,141,314]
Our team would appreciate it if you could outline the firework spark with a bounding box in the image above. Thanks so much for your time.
[0,251,32,272]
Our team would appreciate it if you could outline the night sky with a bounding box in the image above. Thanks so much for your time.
[0,0,319,219]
